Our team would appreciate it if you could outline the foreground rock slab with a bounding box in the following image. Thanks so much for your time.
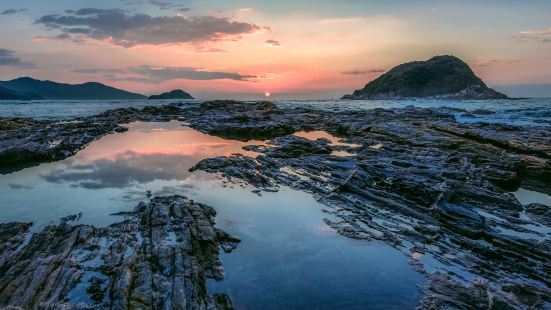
[0,195,239,310]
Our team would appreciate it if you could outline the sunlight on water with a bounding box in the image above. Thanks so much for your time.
[294,130,361,157]
[293,130,362,147]
[0,121,263,229]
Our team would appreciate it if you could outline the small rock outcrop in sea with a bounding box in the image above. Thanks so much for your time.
[342,55,509,100]
[0,195,239,310]
[149,89,194,100]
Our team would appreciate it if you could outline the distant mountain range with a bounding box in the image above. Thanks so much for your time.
[0,77,146,100]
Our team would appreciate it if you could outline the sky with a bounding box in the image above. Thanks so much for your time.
[0,0,550,99]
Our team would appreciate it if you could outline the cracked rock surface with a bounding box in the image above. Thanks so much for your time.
[0,196,239,310]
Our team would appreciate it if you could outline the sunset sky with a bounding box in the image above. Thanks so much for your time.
[1,0,550,99]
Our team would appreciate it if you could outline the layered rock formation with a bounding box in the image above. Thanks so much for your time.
[0,195,239,310]
[1,101,550,308]
[185,100,294,140]
[187,102,551,308]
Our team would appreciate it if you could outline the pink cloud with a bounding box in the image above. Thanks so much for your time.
[515,27,551,43]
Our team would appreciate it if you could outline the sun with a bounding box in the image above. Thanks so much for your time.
[264,92,271,98]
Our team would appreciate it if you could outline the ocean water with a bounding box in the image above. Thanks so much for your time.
[1,98,550,126]
[0,99,196,120]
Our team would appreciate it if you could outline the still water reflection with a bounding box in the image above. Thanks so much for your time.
[0,121,263,228]
[514,188,551,207]
[0,120,424,308]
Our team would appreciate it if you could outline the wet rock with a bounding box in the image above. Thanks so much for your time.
[418,273,523,309]
[253,135,332,158]
[525,203,551,226]
[185,100,295,141]
[2,100,551,308]
[190,154,279,191]
[187,102,551,308]
[0,118,48,131]
[502,283,551,308]
[0,118,124,173]
[0,196,239,310]
[0,222,32,266]
[472,109,495,115]
[59,213,83,226]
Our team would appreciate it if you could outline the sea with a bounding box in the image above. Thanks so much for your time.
[0,98,550,126]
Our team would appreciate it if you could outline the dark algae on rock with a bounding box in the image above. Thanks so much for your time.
[0,196,239,310]
[343,55,509,100]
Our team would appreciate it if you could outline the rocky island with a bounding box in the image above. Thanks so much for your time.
[149,89,194,100]
[342,55,509,100]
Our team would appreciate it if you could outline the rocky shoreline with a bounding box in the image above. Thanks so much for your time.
[0,195,239,310]
[0,105,183,174]
[1,100,550,309]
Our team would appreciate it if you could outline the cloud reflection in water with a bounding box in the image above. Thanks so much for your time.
[41,121,264,190]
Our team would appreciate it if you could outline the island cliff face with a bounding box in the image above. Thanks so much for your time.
[149,89,194,100]
[343,55,509,100]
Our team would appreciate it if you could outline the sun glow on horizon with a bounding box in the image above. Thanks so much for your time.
[0,1,550,98]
